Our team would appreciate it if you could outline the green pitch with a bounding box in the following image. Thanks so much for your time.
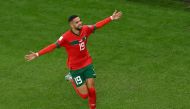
[0,0,190,109]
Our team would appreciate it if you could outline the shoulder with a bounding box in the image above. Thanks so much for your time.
[82,25,94,31]
[63,30,71,36]
[82,25,90,29]
[60,30,71,39]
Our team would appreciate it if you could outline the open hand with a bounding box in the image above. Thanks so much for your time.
[25,51,38,61]
[111,10,122,20]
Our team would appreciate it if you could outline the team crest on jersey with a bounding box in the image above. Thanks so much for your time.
[82,36,87,41]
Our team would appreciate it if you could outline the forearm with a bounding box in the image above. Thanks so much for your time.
[95,16,113,29]
[37,43,57,56]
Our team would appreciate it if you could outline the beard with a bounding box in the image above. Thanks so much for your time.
[76,27,81,30]
[76,25,82,30]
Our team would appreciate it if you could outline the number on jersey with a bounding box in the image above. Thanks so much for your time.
[79,42,85,51]
[74,76,83,85]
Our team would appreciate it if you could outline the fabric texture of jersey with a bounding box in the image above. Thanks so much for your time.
[56,25,95,70]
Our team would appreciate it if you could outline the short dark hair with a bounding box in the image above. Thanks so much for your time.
[68,15,78,22]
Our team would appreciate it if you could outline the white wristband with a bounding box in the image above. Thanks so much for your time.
[35,53,39,57]
[110,16,113,20]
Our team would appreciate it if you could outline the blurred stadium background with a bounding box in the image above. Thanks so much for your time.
[0,0,190,109]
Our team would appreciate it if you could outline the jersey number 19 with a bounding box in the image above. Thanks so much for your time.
[79,42,85,51]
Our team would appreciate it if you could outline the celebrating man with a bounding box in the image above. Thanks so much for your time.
[25,10,122,109]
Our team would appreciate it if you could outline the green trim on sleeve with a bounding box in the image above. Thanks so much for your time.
[93,24,97,31]
[55,42,61,48]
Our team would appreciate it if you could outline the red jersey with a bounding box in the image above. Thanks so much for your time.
[56,25,95,70]
[37,17,112,70]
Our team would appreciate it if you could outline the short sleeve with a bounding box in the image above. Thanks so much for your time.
[55,35,66,48]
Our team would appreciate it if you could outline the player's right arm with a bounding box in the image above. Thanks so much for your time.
[25,43,57,61]
[25,35,66,61]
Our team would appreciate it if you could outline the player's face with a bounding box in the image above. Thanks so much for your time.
[70,17,83,30]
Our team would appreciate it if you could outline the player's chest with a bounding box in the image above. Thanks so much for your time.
[66,33,88,51]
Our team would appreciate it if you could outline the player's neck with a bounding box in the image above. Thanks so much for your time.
[71,28,80,36]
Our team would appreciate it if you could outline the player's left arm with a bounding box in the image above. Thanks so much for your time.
[87,10,122,33]
[95,10,122,29]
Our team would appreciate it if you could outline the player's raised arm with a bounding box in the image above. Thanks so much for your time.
[25,43,57,61]
[95,10,122,29]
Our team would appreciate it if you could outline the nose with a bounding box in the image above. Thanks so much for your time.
[79,21,82,25]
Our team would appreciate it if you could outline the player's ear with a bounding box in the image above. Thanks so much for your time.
[69,22,74,28]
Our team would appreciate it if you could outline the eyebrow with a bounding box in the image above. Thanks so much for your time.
[75,19,82,23]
